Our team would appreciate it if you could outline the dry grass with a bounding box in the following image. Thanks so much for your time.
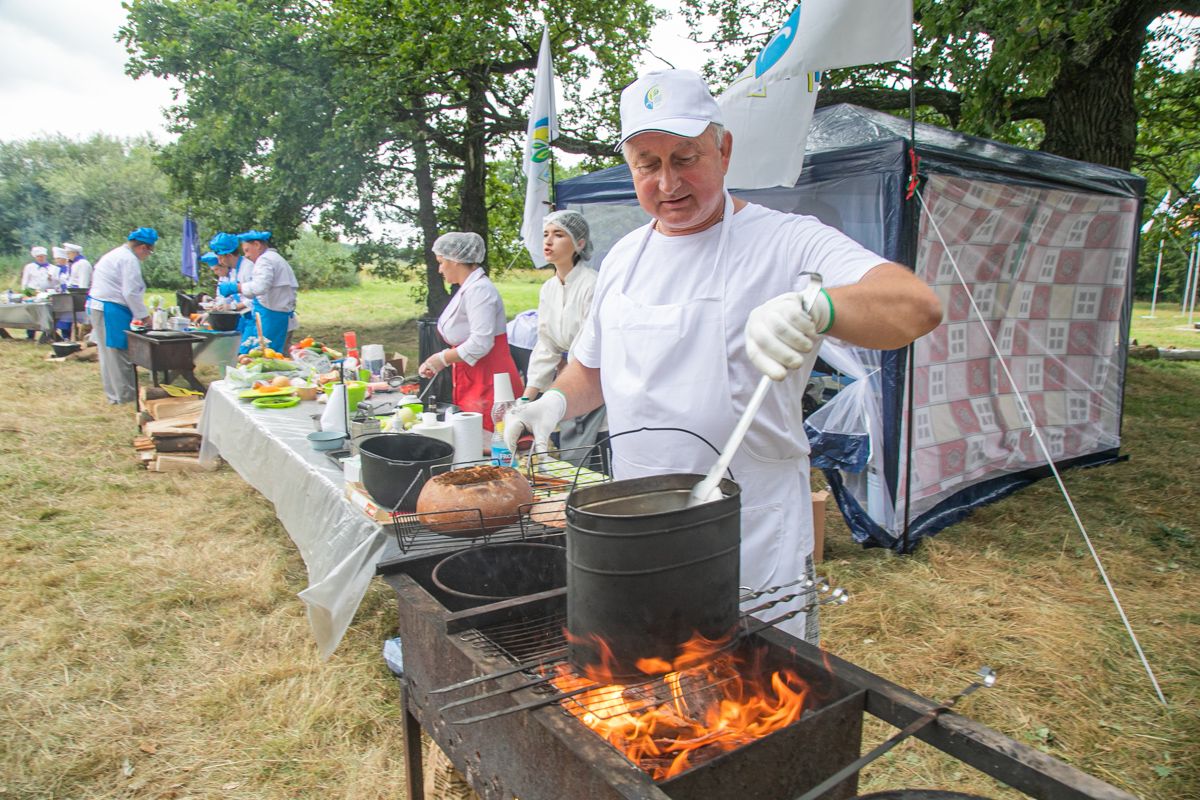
[0,341,407,798]
[1,323,1198,798]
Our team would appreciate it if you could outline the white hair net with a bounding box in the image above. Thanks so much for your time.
[52,247,68,259]
[543,210,593,262]
[432,231,486,264]
[30,246,47,257]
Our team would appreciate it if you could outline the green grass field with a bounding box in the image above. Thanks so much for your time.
[1,276,1198,799]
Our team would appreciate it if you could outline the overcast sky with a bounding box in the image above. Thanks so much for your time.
[0,0,708,144]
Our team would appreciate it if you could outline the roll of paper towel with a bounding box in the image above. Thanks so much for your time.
[451,411,484,466]
[412,415,455,448]
[320,383,349,435]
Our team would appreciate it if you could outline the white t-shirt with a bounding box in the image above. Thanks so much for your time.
[89,245,149,319]
[526,265,598,391]
[436,268,507,366]
[574,202,885,459]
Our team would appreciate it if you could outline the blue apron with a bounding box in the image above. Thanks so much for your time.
[99,300,134,350]
[239,298,292,354]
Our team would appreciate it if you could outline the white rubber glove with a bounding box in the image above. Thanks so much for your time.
[745,288,834,381]
[504,389,567,455]
[417,350,448,378]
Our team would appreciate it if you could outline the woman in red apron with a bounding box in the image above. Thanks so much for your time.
[418,232,523,431]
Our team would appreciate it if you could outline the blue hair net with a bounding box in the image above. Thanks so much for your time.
[209,232,241,254]
[200,252,219,266]
[127,227,159,245]
[237,229,272,242]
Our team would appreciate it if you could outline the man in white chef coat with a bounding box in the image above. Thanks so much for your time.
[88,228,157,404]
[506,69,942,643]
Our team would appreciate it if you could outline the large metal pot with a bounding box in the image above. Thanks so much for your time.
[356,432,454,511]
[565,473,740,680]
[431,542,566,601]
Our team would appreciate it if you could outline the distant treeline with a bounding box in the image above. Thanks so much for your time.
[0,135,358,291]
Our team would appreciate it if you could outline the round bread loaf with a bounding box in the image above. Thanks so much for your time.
[416,465,534,536]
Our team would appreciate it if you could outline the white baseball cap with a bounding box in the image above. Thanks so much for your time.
[616,69,724,151]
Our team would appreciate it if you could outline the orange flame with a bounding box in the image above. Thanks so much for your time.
[550,631,809,780]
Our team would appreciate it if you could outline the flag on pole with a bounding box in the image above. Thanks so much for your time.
[1141,191,1171,234]
[520,27,557,267]
[181,215,199,283]
[719,0,913,190]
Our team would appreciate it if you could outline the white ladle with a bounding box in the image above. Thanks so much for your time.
[687,274,826,507]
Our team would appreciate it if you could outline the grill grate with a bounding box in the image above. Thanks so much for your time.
[387,445,610,555]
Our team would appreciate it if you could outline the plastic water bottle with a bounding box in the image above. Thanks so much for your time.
[490,374,516,467]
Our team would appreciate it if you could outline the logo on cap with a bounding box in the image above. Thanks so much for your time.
[643,85,664,109]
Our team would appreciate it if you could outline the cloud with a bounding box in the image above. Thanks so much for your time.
[0,0,177,141]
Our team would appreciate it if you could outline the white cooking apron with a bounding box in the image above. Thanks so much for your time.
[597,193,814,640]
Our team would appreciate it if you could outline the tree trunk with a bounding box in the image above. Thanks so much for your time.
[411,100,449,317]
[458,75,490,268]
[1039,4,1150,170]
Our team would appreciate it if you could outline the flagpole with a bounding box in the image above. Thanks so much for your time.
[1182,237,1197,314]
[1145,237,1163,318]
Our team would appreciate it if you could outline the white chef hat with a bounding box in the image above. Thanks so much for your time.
[30,246,47,257]
[63,242,83,253]
[52,247,68,259]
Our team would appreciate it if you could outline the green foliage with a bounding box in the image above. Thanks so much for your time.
[119,0,658,312]
[286,230,359,289]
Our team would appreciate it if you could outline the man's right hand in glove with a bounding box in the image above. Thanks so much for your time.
[504,389,567,455]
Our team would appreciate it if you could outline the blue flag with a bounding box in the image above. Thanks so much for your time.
[181,216,199,283]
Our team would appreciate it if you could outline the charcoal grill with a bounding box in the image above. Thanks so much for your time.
[378,536,1137,800]
[126,330,206,399]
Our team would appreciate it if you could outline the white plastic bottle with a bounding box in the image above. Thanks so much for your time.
[490,374,516,467]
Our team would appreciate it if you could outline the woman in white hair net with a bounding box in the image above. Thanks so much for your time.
[418,231,524,432]
[519,210,607,465]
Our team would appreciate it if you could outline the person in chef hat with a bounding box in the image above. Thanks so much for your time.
[17,247,56,339]
[507,69,943,645]
[88,228,158,403]
[235,229,299,354]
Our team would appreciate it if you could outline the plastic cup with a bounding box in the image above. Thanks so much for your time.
[493,373,514,403]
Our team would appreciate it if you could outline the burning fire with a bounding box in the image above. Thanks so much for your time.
[549,631,809,780]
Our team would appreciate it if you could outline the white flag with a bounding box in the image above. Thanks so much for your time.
[521,27,557,267]
[1141,190,1171,234]
[719,0,913,190]
[793,0,913,71]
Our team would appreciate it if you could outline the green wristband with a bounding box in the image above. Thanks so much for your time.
[817,288,835,334]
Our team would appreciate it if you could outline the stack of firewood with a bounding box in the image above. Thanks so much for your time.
[132,387,217,472]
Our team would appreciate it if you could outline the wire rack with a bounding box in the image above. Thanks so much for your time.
[386,444,611,555]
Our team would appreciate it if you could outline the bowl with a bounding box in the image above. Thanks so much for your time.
[307,430,347,451]
[295,385,319,401]
[322,380,368,410]
[207,310,243,332]
[52,342,82,358]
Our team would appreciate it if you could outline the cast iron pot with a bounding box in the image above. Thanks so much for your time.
[52,342,82,357]
[431,542,566,601]
[565,472,741,681]
[207,310,243,332]
[356,432,455,511]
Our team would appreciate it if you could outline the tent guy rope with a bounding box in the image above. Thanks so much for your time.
[913,186,1168,707]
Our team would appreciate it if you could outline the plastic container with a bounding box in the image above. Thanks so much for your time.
[490,374,516,467]
[361,343,385,376]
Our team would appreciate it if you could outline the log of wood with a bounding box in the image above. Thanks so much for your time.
[139,386,173,403]
[151,434,202,453]
[133,435,156,451]
[145,397,205,421]
[152,453,217,473]
[144,411,202,434]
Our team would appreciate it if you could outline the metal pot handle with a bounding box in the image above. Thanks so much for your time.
[564,426,733,493]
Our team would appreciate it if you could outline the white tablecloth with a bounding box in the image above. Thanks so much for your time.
[0,301,54,331]
[198,381,386,659]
